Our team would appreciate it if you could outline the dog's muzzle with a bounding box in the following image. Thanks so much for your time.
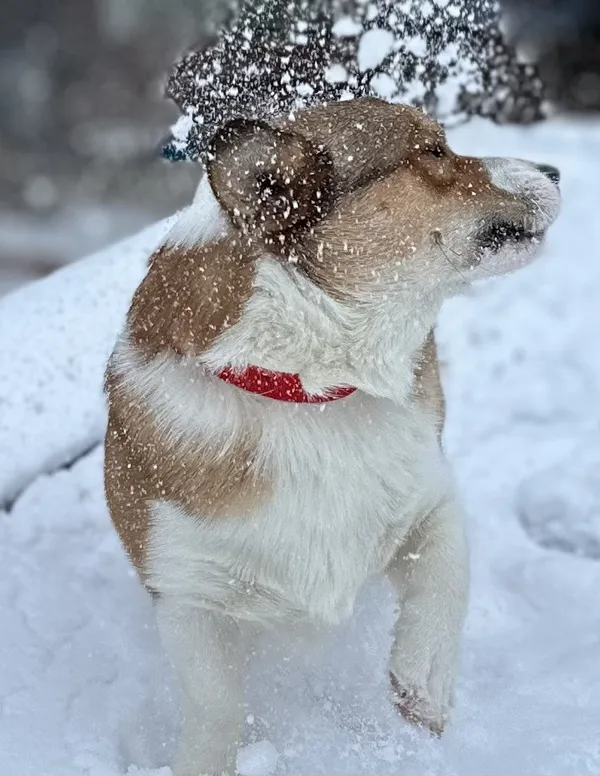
[534,163,561,185]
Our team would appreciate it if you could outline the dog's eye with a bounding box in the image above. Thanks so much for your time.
[427,144,446,159]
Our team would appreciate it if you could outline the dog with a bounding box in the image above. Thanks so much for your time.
[104,97,561,776]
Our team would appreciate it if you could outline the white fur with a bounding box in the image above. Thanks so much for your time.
[111,153,560,775]
[110,337,453,624]
[484,158,559,211]
[166,175,231,248]
[476,158,562,276]
[113,337,464,775]
[202,256,438,402]
[154,597,251,776]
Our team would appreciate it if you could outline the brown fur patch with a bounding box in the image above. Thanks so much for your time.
[414,331,446,443]
[281,99,448,193]
[104,372,269,579]
[297,155,504,299]
[127,239,255,359]
[207,119,334,238]
[273,99,523,300]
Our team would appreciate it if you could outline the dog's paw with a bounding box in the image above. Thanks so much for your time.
[389,670,452,737]
[173,755,234,776]
[174,769,232,776]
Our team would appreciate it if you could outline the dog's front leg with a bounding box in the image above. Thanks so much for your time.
[386,495,469,735]
[155,597,249,776]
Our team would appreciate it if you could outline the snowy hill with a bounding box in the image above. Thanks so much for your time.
[1,116,599,775]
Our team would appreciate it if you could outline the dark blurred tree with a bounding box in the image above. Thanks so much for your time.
[0,0,225,290]
[165,0,547,163]
[166,0,600,164]
[502,0,600,112]
[0,0,222,211]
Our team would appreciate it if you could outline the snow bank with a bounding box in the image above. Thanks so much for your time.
[0,217,174,509]
[1,117,600,774]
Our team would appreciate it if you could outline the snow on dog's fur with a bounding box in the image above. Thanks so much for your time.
[104,98,560,776]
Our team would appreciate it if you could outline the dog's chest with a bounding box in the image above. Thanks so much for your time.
[147,396,445,624]
[260,407,444,618]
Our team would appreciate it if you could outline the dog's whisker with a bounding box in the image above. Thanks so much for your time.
[431,230,471,282]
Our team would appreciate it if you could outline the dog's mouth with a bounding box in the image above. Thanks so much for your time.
[475,219,545,253]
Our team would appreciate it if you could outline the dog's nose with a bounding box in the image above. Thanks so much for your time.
[535,163,560,185]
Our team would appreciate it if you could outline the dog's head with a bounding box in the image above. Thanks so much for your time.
[207,97,560,305]
[134,98,560,398]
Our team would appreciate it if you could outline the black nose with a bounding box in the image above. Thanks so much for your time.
[536,163,560,185]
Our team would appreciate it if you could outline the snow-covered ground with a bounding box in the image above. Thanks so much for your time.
[1,116,600,775]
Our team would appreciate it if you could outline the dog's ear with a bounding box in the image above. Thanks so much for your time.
[206,119,333,237]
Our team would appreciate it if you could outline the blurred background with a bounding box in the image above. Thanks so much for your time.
[0,0,229,294]
[1,0,599,295]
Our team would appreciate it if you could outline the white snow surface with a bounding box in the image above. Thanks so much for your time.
[2,117,600,774]
[0,216,176,509]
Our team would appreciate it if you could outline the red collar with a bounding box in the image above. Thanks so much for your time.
[216,365,357,403]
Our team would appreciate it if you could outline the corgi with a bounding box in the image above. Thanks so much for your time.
[104,98,561,776]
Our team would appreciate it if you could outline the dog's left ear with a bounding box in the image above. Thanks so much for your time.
[206,118,333,237]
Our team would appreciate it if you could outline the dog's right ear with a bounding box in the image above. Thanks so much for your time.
[206,118,333,237]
